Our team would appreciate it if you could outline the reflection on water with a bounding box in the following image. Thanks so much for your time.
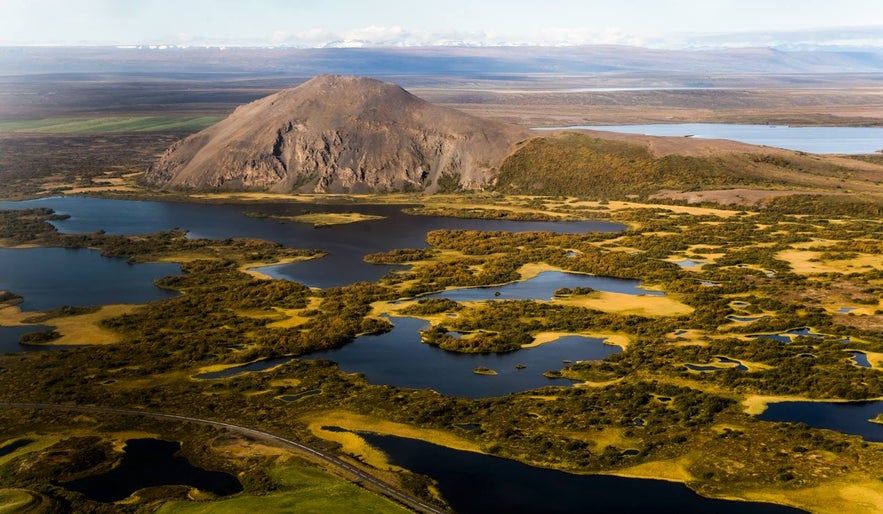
[306,317,620,398]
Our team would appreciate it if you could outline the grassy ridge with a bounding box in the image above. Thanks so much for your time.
[495,132,849,198]
[0,116,222,134]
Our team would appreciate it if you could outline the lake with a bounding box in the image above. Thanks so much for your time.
[0,196,623,289]
[535,123,883,154]
[306,316,620,398]
[758,400,883,443]
[60,438,242,502]
[360,433,805,514]
[0,247,180,311]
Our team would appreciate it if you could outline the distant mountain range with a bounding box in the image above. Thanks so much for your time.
[3,45,883,76]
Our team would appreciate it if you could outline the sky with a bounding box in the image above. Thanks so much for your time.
[1,0,882,49]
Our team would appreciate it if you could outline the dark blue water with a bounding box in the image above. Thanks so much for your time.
[306,316,621,398]
[193,356,294,379]
[0,438,33,458]
[360,433,804,514]
[0,247,180,311]
[748,334,792,343]
[423,271,663,302]
[538,124,883,154]
[60,438,243,502]
[0,196,623,289]
[758,401,883,443]
[0,324,61,354]
[0,248,181,311]
[850,351,872,368]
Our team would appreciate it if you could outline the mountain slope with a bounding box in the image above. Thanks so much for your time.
[145,75,527,193]
[496,131,883,200]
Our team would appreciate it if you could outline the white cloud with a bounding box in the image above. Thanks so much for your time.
[248,25,883,50]
[262,25,655,48]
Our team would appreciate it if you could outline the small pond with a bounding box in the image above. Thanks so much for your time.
[685,357,747,372]
[306,316,621,398]
[194,357,294,380]
[727,315,768,323]
[60,438,242,502]
[359,433,805,513]
[850,351,872,368]
[422,271,663,302]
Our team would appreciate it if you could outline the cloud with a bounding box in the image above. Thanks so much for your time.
[263,26,652,48]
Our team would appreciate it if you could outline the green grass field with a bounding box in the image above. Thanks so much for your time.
[0,116,223,134]
[155,465,410,514]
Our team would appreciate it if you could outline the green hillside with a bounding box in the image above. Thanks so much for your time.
[495,132,860,199]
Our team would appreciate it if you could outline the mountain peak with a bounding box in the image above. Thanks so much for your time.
[146,75,526,193]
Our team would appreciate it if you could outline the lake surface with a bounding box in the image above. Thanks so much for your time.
[60,438,243,502]
[0,196,623,289]
[306,316,620,398]
[0,324,62,354]
[536,124,883,154]
[423,270,663,302]
[758,401,883,442]
[360,433,804,514]
[0,247,180,311]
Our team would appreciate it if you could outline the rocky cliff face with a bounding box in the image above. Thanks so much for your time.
[145,75,527,193]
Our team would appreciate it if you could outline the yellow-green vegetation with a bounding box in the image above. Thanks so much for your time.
[0,116,223,134]
[25,304,139,345]
[553,291,694,317]
[2,192,883,514]
[777,248,883,274]
[0,489,38,513]
[736,475,883,514]
[496,132,883,200]
[244,211,385,227]
[525,331,631,350]
[304,410,482,456]
[473,367,498,376]
[155,465,409,514]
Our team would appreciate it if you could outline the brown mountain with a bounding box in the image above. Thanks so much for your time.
[145,75,528,193]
